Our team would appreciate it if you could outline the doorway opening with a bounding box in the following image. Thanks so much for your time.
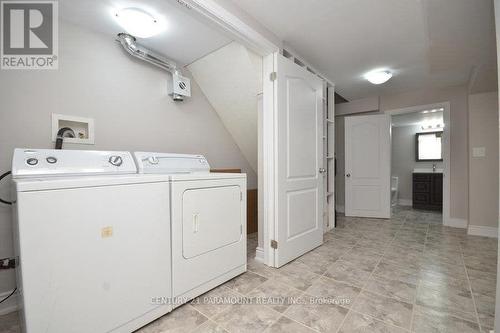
[386,102,451,225]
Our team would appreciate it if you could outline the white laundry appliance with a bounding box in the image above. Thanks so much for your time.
[133,152,247,306]
[11,149,172,333]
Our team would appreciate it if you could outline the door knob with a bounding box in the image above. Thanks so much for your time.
[319,168,326,173]
[346,173,351,178]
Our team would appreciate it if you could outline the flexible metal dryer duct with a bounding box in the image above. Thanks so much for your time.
[116,33,189,101]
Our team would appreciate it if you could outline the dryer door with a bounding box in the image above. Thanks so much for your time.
[182,185,242,258]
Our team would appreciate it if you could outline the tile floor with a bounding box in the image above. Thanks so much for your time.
[0,206,497,333]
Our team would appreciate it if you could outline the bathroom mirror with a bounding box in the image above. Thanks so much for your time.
[416,131,443,161]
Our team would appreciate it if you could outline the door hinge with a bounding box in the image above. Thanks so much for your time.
[240,192,243,201]
[270,72,277,81]
[270,240,278,249]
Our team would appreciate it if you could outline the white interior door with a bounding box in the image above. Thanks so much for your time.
[273,53,324,267]
[345,114,391,218]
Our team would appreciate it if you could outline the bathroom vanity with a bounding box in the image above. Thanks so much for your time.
[412,170,443,211]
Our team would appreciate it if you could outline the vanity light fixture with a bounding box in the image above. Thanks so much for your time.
[365,70,393,85]
[114,8,165,38]
[421,123,445,131]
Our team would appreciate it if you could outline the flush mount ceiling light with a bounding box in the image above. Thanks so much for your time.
[365,70,393,85]
[114,8,164,38]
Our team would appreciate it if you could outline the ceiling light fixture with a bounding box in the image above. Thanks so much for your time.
[113,8,164,38]
[365,70,393,85]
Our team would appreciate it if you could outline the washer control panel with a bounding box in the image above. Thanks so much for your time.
[12,149,137,178]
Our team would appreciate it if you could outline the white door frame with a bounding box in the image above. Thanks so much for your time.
[384,102,453,227]
[178,0,335,266]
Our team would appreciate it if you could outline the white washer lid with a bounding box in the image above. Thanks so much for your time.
[133,152,210,174]
[11,148,137,178]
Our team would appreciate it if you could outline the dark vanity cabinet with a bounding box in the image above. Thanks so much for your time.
[412,173,443,211]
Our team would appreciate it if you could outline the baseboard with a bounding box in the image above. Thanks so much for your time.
[467,225,498,238]
[336,204,345,213]
[443,217,467,229]
[0,290,18,316]
[254,247,264,263]
[397,199,412,206]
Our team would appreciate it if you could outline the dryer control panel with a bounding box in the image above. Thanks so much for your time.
[12,148,137,178]
[133,152,210,174]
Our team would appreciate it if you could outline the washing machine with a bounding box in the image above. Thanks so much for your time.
[11,149,172,333]
[133,152,247,306]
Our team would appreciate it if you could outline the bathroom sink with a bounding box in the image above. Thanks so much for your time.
[413,168,443,173]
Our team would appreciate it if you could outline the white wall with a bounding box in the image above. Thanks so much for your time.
[0,20,257,296]
[188,42,262,173]
[392,125,443,204]
[468,92,499,231]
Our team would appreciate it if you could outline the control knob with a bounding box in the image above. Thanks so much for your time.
[108,156,123,167]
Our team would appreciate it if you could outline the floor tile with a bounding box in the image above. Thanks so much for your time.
[363,274,417,302]
[213,304,281,333]
[340,251,382,271]
[473,292,496,315]
[296,250,338,275]
[264,316,316,333]
[272,261,321,291]
[373,261,419,285]
[477,311,494,331]
[412,305,480,333]
[247,278,302,313]
[191,320,229,333]
[247,258,280,279]
[324,259,373,288]
[416,287,476,322]
[305,276,361,308]
[191,286,240,318]
[338,311,406,333]
[224,271,267,295]
[284,299,349,333]
[138,305,208,333]
[352,291,413,329]
[418,273,470,294]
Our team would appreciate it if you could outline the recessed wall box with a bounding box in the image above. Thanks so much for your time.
[52,114,95,145]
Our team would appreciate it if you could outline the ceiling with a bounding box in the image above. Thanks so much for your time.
[60,0,232,66]
[229,0,497,100]
[392,110,444,127]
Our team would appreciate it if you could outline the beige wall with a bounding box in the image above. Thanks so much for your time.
[468,92,499,228]
[0,21,257,295]
[335,85,470,222]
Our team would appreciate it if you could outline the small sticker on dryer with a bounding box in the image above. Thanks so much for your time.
[101,226,113,238]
